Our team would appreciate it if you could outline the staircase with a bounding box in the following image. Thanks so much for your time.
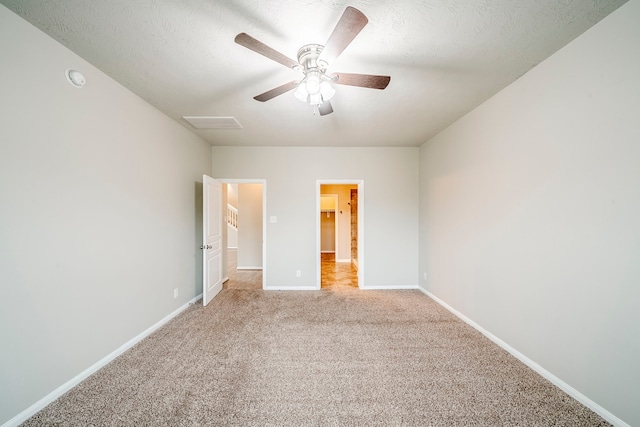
[227,204,238,248]
[227,204,238,230]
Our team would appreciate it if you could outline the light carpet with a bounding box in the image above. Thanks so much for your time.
[24,288,610,426]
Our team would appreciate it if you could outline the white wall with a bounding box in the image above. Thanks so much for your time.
[227,183,238,207]
[0,6,211,425]
[237,183,263,269]
[419,0,640,425]
[227,224,238,249]
[212,147,419,289]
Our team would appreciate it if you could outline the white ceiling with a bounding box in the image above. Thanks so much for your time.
[1,0,627,147]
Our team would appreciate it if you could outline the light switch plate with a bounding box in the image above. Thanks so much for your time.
[270,216,277,223]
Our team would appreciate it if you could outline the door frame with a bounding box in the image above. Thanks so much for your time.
[219,178,267,290]
[316,180,364,289]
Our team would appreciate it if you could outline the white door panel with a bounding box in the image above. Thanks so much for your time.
[203,175,223,306]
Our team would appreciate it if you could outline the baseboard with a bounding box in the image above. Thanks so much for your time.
[336,258,351,263]
[2,294,203,427]
[320,250,335,254]
[264,285,317,291]
[236,266,262,271]
[360,285,419,290]
[417,286,628,427]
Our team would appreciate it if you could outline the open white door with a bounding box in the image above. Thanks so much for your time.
[202,175,223,306]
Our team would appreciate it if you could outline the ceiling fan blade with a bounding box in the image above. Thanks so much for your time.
[332,72,390,90]
[235,33,299,69]
[318,101,334,116]
[318,6,368,65]
[253,81,298,102]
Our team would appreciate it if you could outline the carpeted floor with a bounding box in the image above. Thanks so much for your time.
[24,287,610,426]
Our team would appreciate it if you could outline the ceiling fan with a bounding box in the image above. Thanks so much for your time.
[234,6,390,116]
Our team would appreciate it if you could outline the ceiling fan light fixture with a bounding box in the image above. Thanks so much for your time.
[294,73,336,106]
[309,93,323,106]
[235,7,389,116]
[305,71,322,95]
[293,82,309,102]
[320,81,336,101]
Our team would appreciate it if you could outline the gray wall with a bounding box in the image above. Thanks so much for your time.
[212,147,420,289]
[418,1,640,425]
[0,6,212,424]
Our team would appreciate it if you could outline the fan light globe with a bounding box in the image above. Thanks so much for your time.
[309,93,322,106]
[320,81,335,101]
[294,83,309,102]
[305,72,321,95]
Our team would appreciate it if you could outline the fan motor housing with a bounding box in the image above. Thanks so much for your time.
[297,44,327,72]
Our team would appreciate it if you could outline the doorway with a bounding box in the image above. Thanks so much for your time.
[221,180,266,290]
[317,181,363,289]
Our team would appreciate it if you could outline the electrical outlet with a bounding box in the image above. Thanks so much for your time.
[174,288,179,298]
[296,270,301,277]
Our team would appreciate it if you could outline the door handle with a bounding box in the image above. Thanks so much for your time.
[200,245,213,250]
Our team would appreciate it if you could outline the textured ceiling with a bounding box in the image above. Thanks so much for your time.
[1,0,627,147]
